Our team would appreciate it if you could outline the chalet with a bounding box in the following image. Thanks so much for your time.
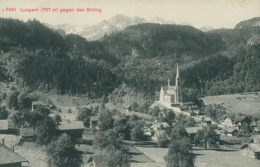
[242,143,260,159]
[90,117,99,128]
[185,127,203,142]
[221,115,251,130]
[20,128,35,142]
[234,116,251,130]
[58,120,84,143]
[151,122,170,131]
[31,101,49,110]
[221,115,234,127]
[152,130,169,141]
[0,143,29,167]
[201,117,212,126]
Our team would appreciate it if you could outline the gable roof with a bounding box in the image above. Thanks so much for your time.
[235,116,248,122]
[20,128,35,137]
[222,127,237,133]
[185,127,203,134]
[0,120,8,130]
[0,144,28,165]
[58,120,84,130]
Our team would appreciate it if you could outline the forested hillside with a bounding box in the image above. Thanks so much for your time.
[0,17,260,104]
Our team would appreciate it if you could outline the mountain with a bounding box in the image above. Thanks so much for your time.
[199,26,215,32]
[148,16,175,24]
[234,17,260,29]
[44,14,176,41]
[44,23,92,35]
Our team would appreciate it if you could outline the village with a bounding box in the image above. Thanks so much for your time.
[1,65,260,167]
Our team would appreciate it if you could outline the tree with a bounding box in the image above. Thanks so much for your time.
[35,105,51,116]
[130,124,144,141]
[170,125,188,141]
[36,116,57,146]
[98,109,114,131]
[0,106,9,119]
[17,91,31,110]
[164,138,196,167]
[194,126,217,149]
[93,132,108,154]
[2,93,7,100]
[46,133,83,167]
[101,151,131,167]
[158,137,169,148]
[26,110,43,131]
[113,116,131,139]
[6,91,19,109]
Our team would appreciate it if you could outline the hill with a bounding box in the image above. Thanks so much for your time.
[1,16,260,104]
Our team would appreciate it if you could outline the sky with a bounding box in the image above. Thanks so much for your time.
[0,0,260,29]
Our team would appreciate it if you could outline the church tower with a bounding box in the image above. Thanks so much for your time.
[175,63,179,103]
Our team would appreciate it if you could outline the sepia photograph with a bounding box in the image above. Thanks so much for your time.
[0,0,260,166]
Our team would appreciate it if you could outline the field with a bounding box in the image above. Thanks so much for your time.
[201,93,260,117]
[133,146,260,167]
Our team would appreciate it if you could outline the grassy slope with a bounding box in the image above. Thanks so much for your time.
[201,93,260,117]
[133,146,260,167]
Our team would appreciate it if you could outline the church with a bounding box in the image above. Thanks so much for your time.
[159,63,180,104]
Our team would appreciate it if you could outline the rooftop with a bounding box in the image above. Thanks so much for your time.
[58,120,84,130]
[20,128,35,137]
[0,144,28,165]
[185,127,203,134]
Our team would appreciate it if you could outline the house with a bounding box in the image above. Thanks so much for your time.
[185,127,203,142]
[152,130,169,141]
[87,154,107,167]
[0,120,18,135]
[31,101,49,111]
[221,115,234,127]
[58,120,84,143]
[20,128,35,142]
[0,143,29,167]
[220,127,238,136]
[234,116,251,130]
[242,143,260,159]
[201,117,212,126]
[90,117,99,128]
[151,122,170,131]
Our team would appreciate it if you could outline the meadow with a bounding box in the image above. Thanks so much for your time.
[201,93,260,117]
